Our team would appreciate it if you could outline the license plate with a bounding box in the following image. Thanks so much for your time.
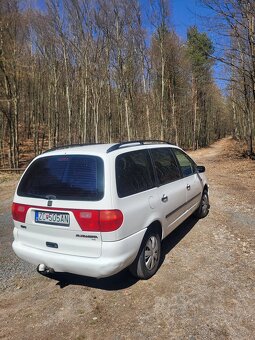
[35,211,70,226]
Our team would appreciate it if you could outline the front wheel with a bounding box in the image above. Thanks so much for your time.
[129,230,161,280]
[194,190,210,219]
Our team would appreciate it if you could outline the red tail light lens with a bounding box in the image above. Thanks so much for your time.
[99,210,124,232]
[73,209,123,232]
[12,203,30,223]
[73,210,100,231]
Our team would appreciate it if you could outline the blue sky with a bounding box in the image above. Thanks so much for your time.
[171,0,210,40]
[169,0,216,40]
[171,0,226,90]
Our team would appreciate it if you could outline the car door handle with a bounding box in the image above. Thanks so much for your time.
[186,184,191,191]
[161,194,168,202]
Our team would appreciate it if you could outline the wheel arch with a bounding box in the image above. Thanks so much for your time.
[146,220,163,240]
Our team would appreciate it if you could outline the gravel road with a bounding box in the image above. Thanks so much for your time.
[0,138,254,340]
[0,175,36,291]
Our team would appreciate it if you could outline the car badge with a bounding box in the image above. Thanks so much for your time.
[47,200,52,207]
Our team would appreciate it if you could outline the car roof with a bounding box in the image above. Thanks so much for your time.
[40,141,179,157]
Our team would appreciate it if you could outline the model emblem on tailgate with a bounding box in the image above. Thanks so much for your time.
[76,234,98,239]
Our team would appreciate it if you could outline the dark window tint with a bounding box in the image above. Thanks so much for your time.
[116,150,155,198]
[150,148,181,185]
[18,155,104,201]
[173,149,196,177]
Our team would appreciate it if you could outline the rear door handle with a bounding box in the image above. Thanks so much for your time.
[186,184,191,191]
[161,194,168,202]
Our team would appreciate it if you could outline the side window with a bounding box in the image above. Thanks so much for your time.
[173,149,196,177]
[116,150,155,198]
[150,148,181,185]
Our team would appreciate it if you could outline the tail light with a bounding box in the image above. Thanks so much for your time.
[73,210,100,231]
[12,203,30,223]
[73,209,123,232]
[99,210,124,232]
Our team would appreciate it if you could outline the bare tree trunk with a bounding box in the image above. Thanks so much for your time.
[107,78,112,143]
[248,12,255,155]
[238,37,253,154]
[53,64,59,147]
[13,94,19,167]
[125,98,130,141]
[0,111,4,167]
[63,46,72,145]
[231,85,238,138]
[48,82,52,149]
[83,63,88,143]
[171,92,178,145]
[160,39,165,140]
[2,68,15,167]
[143,74,152,139]
[192,76,198,150]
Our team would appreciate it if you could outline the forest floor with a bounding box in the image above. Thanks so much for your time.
[0,137,254,340]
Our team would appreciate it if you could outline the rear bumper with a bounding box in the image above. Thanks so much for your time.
[12,229,146,278]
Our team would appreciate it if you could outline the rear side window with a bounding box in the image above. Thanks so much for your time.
[116,150,155,198]
[173,149,196,177]
[18,155,104,201]
[150,148,181,185]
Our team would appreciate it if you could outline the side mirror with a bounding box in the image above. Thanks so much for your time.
[197,165,205,173]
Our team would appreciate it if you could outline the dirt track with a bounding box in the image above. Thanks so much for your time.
[0,138,254,339]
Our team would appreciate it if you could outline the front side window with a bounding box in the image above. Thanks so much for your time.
[116,150,155,197]
[18,155,104,201]
[150,148,181,185]
[173,149,196,177]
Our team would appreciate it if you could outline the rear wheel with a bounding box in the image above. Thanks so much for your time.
[129,230,161,280]
[194,190,210,219]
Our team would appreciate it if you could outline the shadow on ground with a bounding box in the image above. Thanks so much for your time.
[43,216,199,291]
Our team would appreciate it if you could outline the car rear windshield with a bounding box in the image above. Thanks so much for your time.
[18,155,104,201]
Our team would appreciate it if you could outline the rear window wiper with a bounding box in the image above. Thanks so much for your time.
[25,193,46,199]
[24,193,57,200]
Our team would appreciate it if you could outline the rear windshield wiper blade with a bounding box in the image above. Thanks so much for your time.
[26,193,46,199]
[25,193,57,200]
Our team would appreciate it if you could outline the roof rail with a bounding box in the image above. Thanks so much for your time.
[106,140,172,153]
[43,143,102,154]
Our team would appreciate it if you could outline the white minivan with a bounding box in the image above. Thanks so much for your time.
[12,141,209,279]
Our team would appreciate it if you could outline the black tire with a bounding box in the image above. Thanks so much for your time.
[194,190,210,219]
[129,230,161,280]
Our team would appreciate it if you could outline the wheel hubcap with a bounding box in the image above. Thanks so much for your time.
[144,236,159,270]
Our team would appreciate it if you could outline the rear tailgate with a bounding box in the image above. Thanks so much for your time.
[13,153,106,258]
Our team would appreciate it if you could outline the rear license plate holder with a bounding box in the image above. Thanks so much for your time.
[35,211,70,227]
